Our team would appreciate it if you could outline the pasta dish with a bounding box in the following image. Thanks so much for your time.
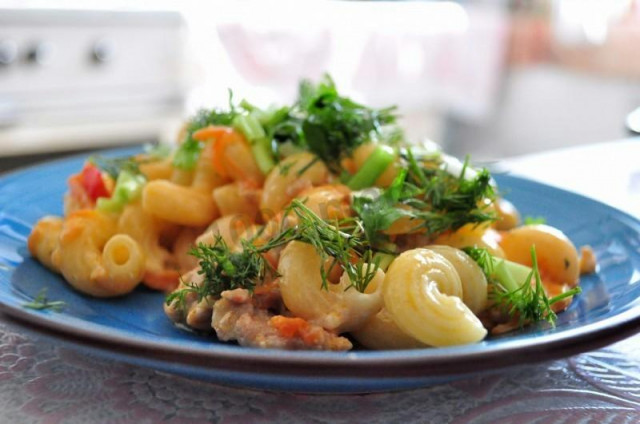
[27,76,596,350]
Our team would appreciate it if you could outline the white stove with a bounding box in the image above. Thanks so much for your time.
[0,7,187,160]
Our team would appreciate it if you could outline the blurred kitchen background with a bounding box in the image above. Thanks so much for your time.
[1,0,639,171]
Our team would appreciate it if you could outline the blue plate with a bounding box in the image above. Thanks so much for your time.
[1,147,640,394]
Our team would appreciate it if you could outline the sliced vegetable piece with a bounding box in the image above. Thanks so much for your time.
[96,170,146,213]
[233,113,276,174]
[81,163,111,201]
[347,145,396,190]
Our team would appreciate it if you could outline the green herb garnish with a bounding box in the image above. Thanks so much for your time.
[286,200,380,292]
[463,246,581,327]
[166,200,381,311]
[22,288,65,312]
[347,145,396,190]
[298,75,398,173]
[352,150,496,249]
[96,170,147,213]
[524,216,547,225]
[173,92,239,170]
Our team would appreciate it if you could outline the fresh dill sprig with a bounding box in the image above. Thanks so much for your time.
[462,246,494,276]
[464,246,581,327]
[286,200,380,292]
[22,288,65,312]
[166,199,381,311]
[405,153,496,235]
[165,236,271,311]
[351,169,412,250]
[351,149,496,249]
[165,213,298,310]
[492,247,554,325]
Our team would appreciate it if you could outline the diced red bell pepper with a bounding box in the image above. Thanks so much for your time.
[81,164,111,201]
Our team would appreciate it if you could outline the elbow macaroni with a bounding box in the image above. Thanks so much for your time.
[278,241,384,333]
[261,152,329,219]
[142,180,219,227]
[28,215,63,271]
[49,210,143,297]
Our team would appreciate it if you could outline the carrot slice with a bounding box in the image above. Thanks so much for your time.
[270,316,310,339]
[192,125,232,142]
[193,125,263,185]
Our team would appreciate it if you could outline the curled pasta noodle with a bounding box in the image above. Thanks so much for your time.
[278,241,384,333]
[383,248,487,347]
[49,210,143,297]
[261,152,329,219]
[351,308,428,350]
[499,224,580,286]
[424,245,488,314]
[141,140,230,227]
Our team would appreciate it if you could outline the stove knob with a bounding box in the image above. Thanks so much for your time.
[26,41,55,66]
[91,38,115,64]
[0,39,18,66]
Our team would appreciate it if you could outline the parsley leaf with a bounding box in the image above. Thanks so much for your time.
[298,75,398,173]
[351,169,412,249]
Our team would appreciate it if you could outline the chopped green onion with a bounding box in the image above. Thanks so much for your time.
[463,246,533,292]
[233,113,276,174]
[96,170,147,213]
[372,252,395,271]
[492,257,533,292]
[347,145,396,190]
[524,216,547,225]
